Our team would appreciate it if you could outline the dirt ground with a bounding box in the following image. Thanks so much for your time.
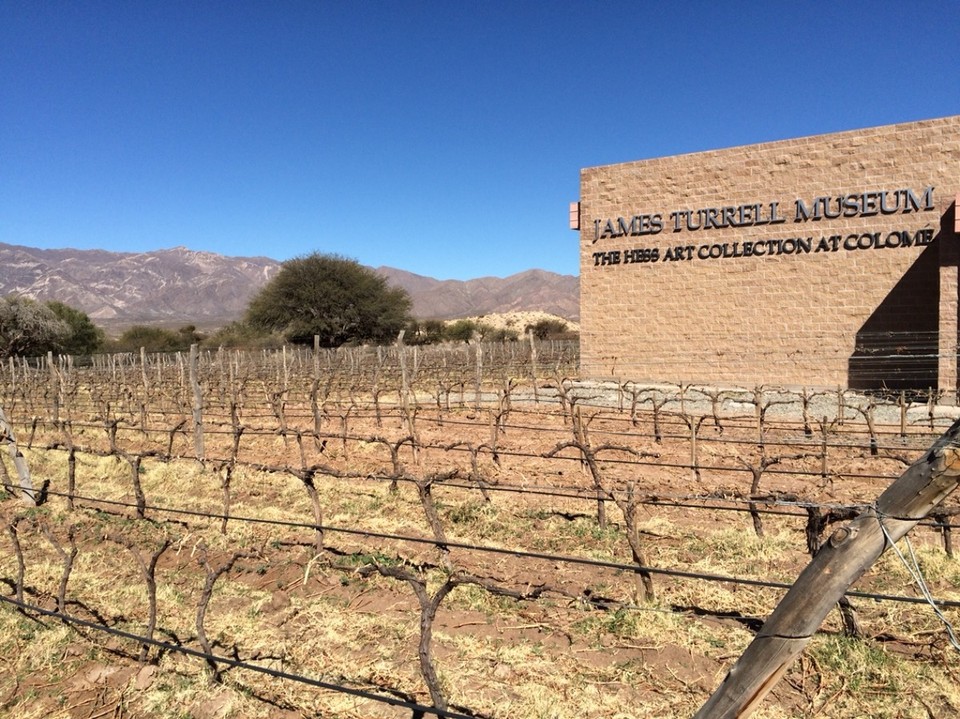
[2,392,960,719]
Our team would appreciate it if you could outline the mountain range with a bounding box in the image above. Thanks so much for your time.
[0,243,579,331]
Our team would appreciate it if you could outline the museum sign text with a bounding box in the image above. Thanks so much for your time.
[591,186,937,267]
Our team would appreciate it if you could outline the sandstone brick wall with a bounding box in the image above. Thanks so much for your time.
[579,116,960,391]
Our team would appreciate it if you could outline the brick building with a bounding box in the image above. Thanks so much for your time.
[575,116,960,394]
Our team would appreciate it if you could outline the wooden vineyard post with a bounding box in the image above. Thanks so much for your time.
[753,386,763,446]
[47,351,60,424]
[900,390,907,439]
[694,416,960,719]
[820,418,829,479]
[140,346,149,395]
[312,335,322,435]
[474,341,483,410]
[397,329,409,408]
[528,329,539,404]
[690,416,701,482]
[0,405,35,506]
[933,509,955,557]
[189,344,205,461]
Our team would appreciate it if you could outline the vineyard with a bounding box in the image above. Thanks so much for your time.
[2,340,960,719]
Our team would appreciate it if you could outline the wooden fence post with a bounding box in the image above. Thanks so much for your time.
[474,342,483,410]
[189,344,204,461]
[0,405,35,506]
[690,418,700,482]
[820,417,829,479]
[694,416,960,719]
[47,351,60,424]
[397,329,409,408]
[528,330,539,404]
[900,390,907,438]
[140,347,149,395]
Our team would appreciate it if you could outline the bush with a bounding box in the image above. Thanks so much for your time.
[110,325,198,353]
[46,301,105,355]
[202,321,283,350]
[0,296,69,358]
[443,320,478,343]
[485,327,519,342]
[404,319,446,345]
[526,318,571,340]
[246,253,412,347]
[431,320,520,344]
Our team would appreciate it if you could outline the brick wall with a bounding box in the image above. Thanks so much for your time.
[579,116,960,392]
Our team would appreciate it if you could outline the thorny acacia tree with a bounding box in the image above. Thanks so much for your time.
[0,296,69,358]
[246,253,412,347]
[46,301,105,355]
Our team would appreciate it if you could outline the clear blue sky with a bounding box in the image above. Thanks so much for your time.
[2,1,958,281]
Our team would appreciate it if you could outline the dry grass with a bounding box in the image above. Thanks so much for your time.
[2,403,960,718]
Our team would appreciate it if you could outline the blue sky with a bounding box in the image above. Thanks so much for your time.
[2,1,958,281]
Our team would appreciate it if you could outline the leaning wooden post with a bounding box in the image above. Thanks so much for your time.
[189,344,205,462]
[0,405,35,506]
[694,416,960,719]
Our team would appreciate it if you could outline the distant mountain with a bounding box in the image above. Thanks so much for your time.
[376,267,579,321]
[0,243,278,329]
[0,243,579,330]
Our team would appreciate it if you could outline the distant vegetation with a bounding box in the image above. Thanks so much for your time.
[202,321,286,350]
[403,317,576,345]
[107,325,204,354]
[526,318,576,340]
[0,254,578,359]
[411,318,518,344]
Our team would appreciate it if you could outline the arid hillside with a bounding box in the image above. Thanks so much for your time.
[0,243,579,330]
